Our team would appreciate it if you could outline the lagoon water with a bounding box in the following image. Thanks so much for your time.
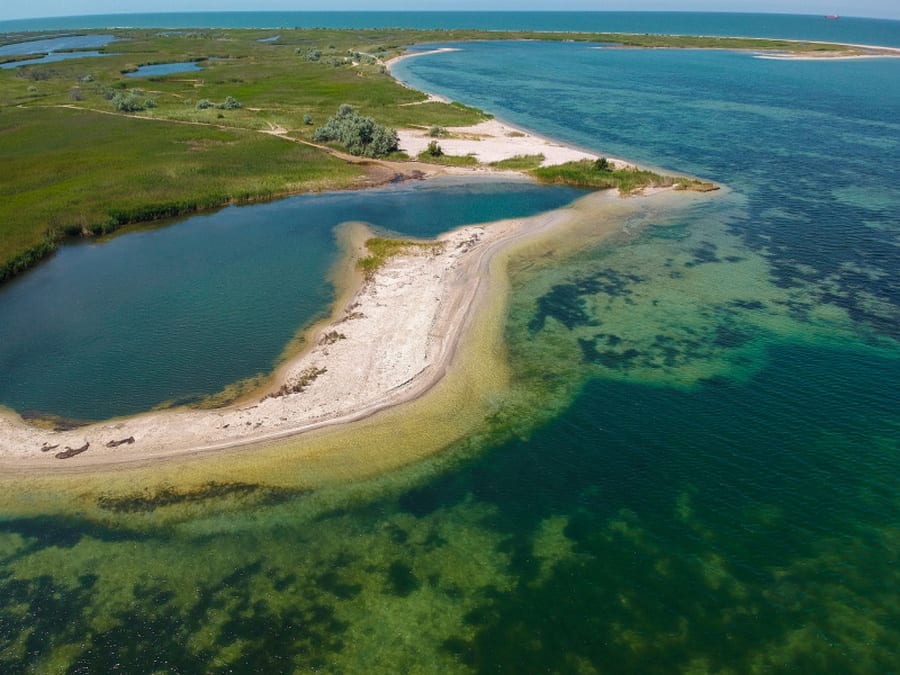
[0,34,118,69]
[0,178,583,420]
[125,61,204,77]
[1,13,899,674]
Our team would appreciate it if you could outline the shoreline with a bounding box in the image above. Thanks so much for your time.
[0,43,718,483]
[0,190,648,473]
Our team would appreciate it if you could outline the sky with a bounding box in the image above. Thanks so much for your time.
[1,1,898,22]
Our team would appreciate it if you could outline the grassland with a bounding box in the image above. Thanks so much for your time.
[0,27,860,281]
[0,28,493,281]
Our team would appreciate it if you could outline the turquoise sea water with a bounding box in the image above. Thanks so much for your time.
[1,13,899,674]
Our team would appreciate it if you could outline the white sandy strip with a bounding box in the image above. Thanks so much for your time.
[748,40,900,59]
[397,119,629,168]
[384,47,459,104]
[387,47,626,168]
[754,52,900,61]
[0,204,580,470]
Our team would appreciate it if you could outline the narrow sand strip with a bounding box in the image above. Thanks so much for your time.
[0,197,590,470]
[0,44,701,474]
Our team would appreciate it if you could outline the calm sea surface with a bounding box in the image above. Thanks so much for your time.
[1,13,898,673]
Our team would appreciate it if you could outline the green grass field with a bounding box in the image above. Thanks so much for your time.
[0,27,852,281]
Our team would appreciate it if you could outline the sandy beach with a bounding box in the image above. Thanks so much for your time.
[0,194,597,471]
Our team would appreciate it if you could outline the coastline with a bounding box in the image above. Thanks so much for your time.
[0,187,716,519]
[0,43,719,490]
[0,195,579,469]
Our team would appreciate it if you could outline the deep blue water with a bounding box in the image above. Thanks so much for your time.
[0,34,117,56]
[0,33,118,69]
[2,12,899,47]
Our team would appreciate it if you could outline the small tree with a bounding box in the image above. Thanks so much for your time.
[428,126,446,138]
[303,114,313,125]
[594,157,612,172]
[425,140,443,157]
[196,98,213,110]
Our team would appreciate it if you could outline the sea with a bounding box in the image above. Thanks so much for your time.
[0,12,898,673]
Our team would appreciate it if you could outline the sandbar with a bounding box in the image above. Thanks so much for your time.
[0,44,712,481]
[0,191,617,472]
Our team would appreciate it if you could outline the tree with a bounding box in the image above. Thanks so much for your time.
[425,140,443,157]
[593,157,612,172]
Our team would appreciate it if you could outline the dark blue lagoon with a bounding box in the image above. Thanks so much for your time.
[0,177,584,421]
[1,16,899,675]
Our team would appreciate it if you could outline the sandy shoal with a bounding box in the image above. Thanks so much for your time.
[0,44,711,483]
[0,191,605,472]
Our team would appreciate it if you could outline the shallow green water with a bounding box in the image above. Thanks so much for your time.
[2,21,900,675]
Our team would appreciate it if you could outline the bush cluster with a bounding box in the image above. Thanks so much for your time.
[196,96,242,111]
[111,89,155,112]
[312,104,399,158]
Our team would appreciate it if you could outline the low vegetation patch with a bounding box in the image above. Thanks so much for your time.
[263,366,328,400]
[531,159,717,193]
[490,154,545,170]
[357,237,444,279]
[415,148,479,167]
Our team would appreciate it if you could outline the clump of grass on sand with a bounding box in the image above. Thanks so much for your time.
[357,238,445,279]
[531,159,717,193]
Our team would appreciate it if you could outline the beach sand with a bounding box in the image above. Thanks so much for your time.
[0,194,594,471]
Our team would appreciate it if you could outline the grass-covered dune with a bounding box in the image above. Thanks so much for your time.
[0,27,862,282]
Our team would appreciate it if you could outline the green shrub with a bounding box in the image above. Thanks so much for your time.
[303,114,313,125]
[111,89,149,112]
[196,98,213,110]
[217,96,242,110]
[425,140,443,157]
[313,104,399,158]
